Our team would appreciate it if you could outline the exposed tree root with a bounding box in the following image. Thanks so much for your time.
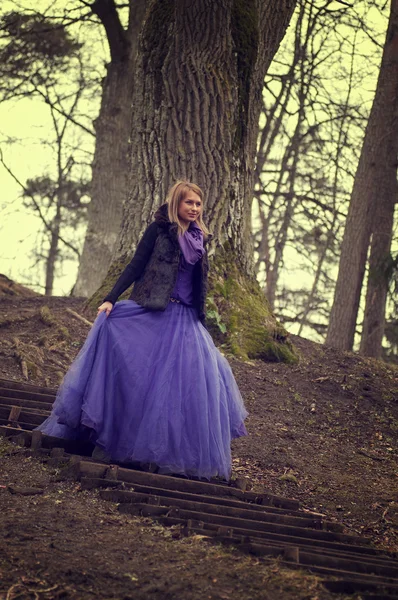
[20,359,28,380]
[12,337,44,381]
[66,307,93,327]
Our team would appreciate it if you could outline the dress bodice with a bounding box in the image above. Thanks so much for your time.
[171,222,204,305]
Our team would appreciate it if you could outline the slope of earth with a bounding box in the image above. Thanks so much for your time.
[0,294,397,560]
[1,439,350,600]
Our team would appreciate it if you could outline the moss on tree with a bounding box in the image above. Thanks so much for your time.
[206,243,298,363]
[86,254,133,314]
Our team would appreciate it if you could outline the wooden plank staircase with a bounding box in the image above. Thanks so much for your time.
[1,377,397,599]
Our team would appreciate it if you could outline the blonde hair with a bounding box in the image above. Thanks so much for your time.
[166,180,210,237]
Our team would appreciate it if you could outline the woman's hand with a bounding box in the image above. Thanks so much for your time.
[97,301,113,317]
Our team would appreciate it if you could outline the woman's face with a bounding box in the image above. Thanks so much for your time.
[178,191,202,226]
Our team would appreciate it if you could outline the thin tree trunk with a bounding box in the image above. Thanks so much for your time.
[92,0,298,362]
[326,0,398,351]
[45,199,61,295]
[266,134,300,308]
[46,96,68,296]
[298,25,358,337]
[360,198,396,357]
[253,199,270,278]
[255,1,321,309]
[255,62,296,181]
[73,0,147,297]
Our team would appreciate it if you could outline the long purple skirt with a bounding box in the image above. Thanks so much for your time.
[38,300,248,480]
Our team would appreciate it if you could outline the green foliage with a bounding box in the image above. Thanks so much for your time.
[206,298,227,334]
[40,305,56,326]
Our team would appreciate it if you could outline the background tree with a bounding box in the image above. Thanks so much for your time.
[22,177,89,295]
[0,9,96,132]
[0,61,90,294]
[252,0,375,340]
[91,0,299,362]
[0,10,82,100]
[0,1,148,297]
[383,252,398,361]
[73,0,148,297]
[326,0,398,354]
[2,0,397,361]
[0,6,97,293]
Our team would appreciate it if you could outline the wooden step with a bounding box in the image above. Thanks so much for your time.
[72,460,300,510]
[218,535,395,568]
[117,502,371,548]
[0,403,49,416]
[136,510,378,558]
[0,377,57,396]
[0,396,53,412]
[222,534,398,579]
[0,425,93,455]
[0,387,55,404]
[323,578,398,597]
[0,418,37,431]
[0,406,49,426]
[119,512,398,594]
[100,488,341,532]
[182,520,398,570]
[81,476,342,528]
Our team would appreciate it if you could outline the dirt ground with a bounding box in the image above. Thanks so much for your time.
[0,290,397,599]
[1,439,349,600]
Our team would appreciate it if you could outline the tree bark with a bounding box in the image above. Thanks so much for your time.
[110,0,297,266]
[90,0,298,361]
[360,197,396,357]
[326,0,398,351]
[73,0,147,297]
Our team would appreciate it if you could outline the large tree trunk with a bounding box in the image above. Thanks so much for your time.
[360,197,396,357]
[326,0,398,351]
[91,0,298,362]
[73,0,147,297]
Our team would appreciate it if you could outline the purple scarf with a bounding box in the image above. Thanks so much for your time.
[178,222,204,265]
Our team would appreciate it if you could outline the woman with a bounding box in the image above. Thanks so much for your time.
[38,181,248,480]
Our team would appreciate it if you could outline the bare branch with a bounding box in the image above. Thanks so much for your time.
[0,148,81,258]
[90,0,129,61]
[31,85,95,137]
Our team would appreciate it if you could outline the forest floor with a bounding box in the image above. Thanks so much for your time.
[0,283,397,599]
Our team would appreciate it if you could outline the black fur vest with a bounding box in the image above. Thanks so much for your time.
[103,204,210,323]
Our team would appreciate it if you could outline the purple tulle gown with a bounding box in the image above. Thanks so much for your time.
[38,224,248,480]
